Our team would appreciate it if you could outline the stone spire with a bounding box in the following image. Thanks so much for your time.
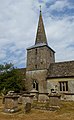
[35,7,47,45]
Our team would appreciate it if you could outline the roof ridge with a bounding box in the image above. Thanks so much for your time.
[50,60,74,65]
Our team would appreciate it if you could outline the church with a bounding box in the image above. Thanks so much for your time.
[24,9,74,101]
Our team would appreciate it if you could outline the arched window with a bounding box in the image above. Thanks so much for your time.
[33,80,38,91]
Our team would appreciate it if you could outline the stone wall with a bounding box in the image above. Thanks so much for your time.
[26,69,47,93]
[27,46,55,71]
[47,77,74,101]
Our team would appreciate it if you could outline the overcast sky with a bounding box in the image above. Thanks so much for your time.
[0,0,74,68]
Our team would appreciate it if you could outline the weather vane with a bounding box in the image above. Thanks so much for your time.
[40,5,41,12]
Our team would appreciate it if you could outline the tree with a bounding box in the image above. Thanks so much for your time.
[0,63,25,94]
[0,63,13,73]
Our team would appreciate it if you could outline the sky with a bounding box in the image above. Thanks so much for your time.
[0,0,74,68]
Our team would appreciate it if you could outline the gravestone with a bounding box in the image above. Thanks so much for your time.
[4,94,19,113]
[48,92,61,111]
[30,89,39,101]
[25,102,31,113]
[22,94,34,112]
[22,94,34,105]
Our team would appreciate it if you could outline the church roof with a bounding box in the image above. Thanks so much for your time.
[47,61,74,78]
[27,43,55,52]
[27,43,46,49]
[35,10,47,45]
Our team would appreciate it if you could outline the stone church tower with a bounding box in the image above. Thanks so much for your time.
[26,10,55,100]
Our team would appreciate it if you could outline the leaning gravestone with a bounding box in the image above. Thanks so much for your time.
[25,102,31,113]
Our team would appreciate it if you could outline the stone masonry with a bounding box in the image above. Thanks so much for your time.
[26,9,55,101]
[25,9,74,101]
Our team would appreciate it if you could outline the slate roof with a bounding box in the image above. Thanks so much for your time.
[47,61,74,78]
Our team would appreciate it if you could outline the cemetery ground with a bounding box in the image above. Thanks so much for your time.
[0,96,74,120]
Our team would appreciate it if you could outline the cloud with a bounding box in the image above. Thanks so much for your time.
[0,0,74,68]
[0,49,6,60]
[46,15,74,62]
[49,0,70,12]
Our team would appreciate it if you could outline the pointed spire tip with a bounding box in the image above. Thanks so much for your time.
[35,5,47,45]
[40,5,41,13]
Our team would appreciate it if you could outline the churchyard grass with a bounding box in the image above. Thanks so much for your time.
[0,96,74,120]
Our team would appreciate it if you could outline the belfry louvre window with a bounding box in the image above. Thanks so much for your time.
[35,64,37,69]
[35,49,37,55]
[59,81,68,91]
